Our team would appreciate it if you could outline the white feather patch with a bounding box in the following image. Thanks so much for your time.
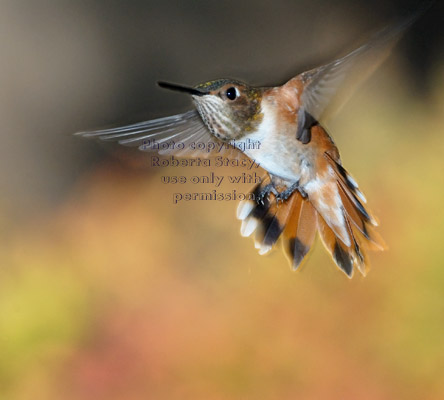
[355,189,367,204]
[237,201,254,220]
[304,175,351,247]
[258,244,272,255]
[240,218,258,237]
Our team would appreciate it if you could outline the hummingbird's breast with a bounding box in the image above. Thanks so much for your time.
[237,85,340,187]
[236,94,306,182]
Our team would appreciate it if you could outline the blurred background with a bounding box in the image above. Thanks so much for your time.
[0,0,443,399]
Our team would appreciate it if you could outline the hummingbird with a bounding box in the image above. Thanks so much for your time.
[76,12,423,277]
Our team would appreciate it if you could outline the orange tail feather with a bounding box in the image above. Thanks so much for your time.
[237,163,385,277]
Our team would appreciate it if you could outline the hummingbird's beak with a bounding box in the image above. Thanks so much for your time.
[157,81,206,96]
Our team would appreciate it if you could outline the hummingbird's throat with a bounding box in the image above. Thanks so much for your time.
[193,97,242,141]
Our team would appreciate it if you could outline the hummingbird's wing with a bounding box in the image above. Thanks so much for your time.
[76,110,241,159]
[299,11,421,124]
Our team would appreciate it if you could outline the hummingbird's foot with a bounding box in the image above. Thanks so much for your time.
[275,181,308,203]
[256,184,279,205]
[298,187,308,199]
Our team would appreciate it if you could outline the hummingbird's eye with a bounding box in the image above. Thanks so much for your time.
[225,87,237,100]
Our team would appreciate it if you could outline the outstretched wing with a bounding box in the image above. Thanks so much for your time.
[299,11,422,123]
[75,110,241,158]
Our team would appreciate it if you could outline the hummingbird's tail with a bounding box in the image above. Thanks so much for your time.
[237,160,386,277]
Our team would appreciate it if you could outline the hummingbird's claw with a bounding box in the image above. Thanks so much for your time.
[256,184,278,205]
[257,182,306,206]
[298,187,308,199]
[274,181,308,204]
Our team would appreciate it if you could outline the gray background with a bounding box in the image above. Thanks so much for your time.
[1,0,442,217]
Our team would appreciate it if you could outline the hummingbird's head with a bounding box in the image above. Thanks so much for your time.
[158,79,264,141]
